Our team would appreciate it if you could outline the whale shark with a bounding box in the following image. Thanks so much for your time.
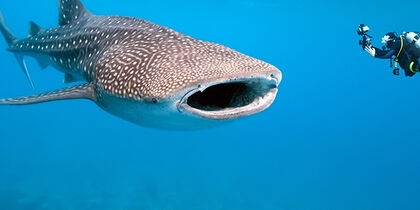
[0,0,282,129]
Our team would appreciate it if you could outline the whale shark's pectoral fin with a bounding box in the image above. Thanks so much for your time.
[0,83,95,105]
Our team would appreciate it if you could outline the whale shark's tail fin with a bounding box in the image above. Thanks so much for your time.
[0,11,35,89]
[0,83,95,105]
[0,11,18,45]
[58,0,92,26]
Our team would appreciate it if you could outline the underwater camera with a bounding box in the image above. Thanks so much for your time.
[357,24,372,49]
[357,24,370,36]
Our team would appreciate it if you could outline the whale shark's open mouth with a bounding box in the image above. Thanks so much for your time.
[178,76,279,120]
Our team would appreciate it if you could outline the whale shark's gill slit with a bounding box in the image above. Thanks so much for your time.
[187,81,275,112]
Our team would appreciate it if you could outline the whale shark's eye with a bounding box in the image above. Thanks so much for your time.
[152,98,158,104]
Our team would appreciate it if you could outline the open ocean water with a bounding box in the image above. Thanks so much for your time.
[0,0,419,209]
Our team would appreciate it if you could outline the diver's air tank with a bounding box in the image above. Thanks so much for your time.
[404,32,420,57]
[405,32,420,49]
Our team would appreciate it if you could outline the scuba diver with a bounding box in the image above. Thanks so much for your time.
[357,24,420,76]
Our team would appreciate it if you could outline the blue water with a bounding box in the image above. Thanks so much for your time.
[1,0,420,209]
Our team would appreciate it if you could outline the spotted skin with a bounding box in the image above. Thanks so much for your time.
[7,0,278,101]
[0,0,282,129]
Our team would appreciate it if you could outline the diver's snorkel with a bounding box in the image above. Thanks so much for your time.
[357,24,372,49]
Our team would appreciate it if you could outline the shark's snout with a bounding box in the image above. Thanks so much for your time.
[178,71,281,120]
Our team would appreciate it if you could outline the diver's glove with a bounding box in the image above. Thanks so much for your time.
[364,45,376,57]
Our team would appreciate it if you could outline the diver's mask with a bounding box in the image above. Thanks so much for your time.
[381,32,397,49]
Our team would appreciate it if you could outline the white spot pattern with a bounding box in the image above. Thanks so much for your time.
[7,0,279,102]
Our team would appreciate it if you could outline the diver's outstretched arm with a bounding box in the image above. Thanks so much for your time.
[365,45,395,59]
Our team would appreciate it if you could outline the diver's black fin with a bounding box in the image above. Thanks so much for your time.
[0,83,95,105]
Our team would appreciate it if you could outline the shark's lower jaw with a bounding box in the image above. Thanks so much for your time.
[178,75,280,120]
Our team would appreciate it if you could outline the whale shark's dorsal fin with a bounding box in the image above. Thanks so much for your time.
[58,0,92,26]
[28,21,44,37]
[0,83,95,105]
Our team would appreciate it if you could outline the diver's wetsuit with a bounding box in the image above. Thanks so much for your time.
[371,38,419,76]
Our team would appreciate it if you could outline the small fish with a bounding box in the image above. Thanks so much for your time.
[0,0,282,129]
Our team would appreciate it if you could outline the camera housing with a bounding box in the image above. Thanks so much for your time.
[357,24,370,36]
